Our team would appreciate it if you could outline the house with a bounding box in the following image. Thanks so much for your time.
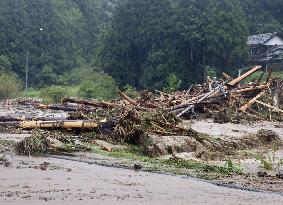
[247,32,283,71]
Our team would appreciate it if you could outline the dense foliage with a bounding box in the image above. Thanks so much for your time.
[0,0,282,92]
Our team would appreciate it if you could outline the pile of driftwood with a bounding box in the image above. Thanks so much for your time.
[0,66,282,133]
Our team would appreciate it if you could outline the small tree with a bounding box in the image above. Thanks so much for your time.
[164,73,181,93]
[0,72,22,100]
[206,66,217,78]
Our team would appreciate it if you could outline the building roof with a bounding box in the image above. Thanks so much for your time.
[247,32,278,45]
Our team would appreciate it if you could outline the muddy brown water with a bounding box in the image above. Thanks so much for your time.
[1,156,283,205]
[190,119,283,139]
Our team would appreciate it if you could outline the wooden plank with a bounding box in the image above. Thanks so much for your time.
[222,72,232,80]
[227,66,262,86]
[255,100,283,113]
[235,84,269,94]
[239,91,265,112]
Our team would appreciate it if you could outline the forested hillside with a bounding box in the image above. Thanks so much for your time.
[0,0,282,94]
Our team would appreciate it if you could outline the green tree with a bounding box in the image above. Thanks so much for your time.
[0,55,12,71]
[205,0,249,74]
[97,0,178,89]
[0,72,22,100]
[164,73,182,93]
[78,72,117,100]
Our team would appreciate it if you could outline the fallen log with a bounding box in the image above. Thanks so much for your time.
[176,79,229,117]
[117,90,137,105]
[239,91,266,112]
[176,88,220,117]
[36,104,80,112]
[35,104,97,112]
[19,120,99,130]
[235,84,269,94]
[61,97,115,108]
[0,115,68,122]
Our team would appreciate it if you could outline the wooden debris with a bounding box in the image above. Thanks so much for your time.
[19,120,98,130]
[61,97,115,108]
[0,65,281,135]
[117,89,137,105]
[239,91,265,112]
[255,100,283,114]
[227,65,262,86]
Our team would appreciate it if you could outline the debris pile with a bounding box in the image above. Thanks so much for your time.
[0,66,282,156]
[16,130,91,156]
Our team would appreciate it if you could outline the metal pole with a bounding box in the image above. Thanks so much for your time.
[25,51,29,97]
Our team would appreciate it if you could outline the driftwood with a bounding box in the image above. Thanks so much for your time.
[19,120,99,130]
[61,97,115,108]
[0,115,68,122]
[176,79,229,117]
[1,65,280,135]
[235,84,269,94]
[35,103,99,113]
[239,91,265,112]
[117,90,137,105]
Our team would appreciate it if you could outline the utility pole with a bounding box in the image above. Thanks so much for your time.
[25,51,29,97]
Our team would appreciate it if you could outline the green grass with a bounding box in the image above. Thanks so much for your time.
[24,86,80,99]
[241,70,283,84]
[273,71,283,79]
[65,86,80,97]
[0,140,16,146]
[86,143,243,180]
[25,89,40,98]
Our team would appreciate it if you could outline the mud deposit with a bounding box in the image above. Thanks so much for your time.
[1,155,283,205]
[1,102,283,204]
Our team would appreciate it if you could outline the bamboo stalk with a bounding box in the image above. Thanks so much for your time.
[255,100,283,113]
[19,120,99,129]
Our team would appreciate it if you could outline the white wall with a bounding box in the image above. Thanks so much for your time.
[264,36,283,45]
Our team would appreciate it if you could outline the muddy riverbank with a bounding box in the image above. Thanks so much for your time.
[0,101,283,204]
[1,154,283,205]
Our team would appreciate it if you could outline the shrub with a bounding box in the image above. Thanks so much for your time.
[0,72,22,100]
[40,85,67,103]
[78,72,117,100]
[123,84,139,99]
[206,66,217,78]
